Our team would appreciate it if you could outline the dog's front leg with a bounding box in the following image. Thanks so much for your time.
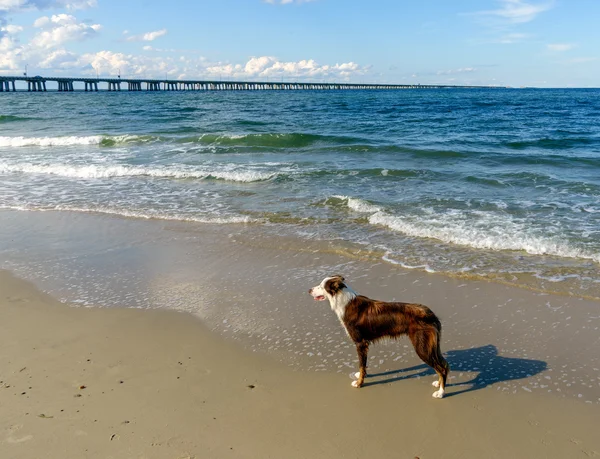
[352,341,369,388]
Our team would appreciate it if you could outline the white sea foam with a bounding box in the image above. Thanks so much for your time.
[582,206,600,213]
[0,204,255,224]
[534,273,582,283]
[332,195,382,213]
[0,135,104,147]
[0,162,277,183]
[382,252,436,273]
[207,170,278,182]
[0,135,153,147]
[369,211,600,263]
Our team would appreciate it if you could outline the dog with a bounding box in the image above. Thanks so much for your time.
[309,275,449,398]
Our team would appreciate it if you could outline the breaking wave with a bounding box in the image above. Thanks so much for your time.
[0,162,279,183]
[326,195,382,213]
[368,211,600,263]
[0,135,157,147]
[0,132,370,149]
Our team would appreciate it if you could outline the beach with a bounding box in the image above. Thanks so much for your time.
[2,0,600,454]
[1,209,600,459]
[2,88,600,457]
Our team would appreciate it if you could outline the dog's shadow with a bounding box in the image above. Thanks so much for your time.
[363,344,547,397]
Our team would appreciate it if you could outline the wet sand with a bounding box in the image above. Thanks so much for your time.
[1,209,600,458]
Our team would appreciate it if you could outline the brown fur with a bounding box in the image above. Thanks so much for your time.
[324,276,450,392]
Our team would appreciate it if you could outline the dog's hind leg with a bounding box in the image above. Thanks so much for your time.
[351,341,369,388]
[432,334,450,398]
[431,358,450,399]
[410,329,449,398]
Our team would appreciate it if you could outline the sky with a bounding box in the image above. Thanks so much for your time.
[1,0,599,87]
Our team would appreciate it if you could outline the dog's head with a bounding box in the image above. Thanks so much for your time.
[308,275,347,302]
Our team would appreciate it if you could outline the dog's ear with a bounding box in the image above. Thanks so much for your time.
[325,276,346,295]
[332,274,345,282]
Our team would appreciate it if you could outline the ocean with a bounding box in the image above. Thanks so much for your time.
[1,88,600,299]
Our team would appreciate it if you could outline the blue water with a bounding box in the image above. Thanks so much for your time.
[1,88,599,297]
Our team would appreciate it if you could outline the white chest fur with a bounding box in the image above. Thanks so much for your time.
[328,288,357,330]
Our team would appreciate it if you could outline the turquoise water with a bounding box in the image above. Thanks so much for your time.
[1,89,599,297]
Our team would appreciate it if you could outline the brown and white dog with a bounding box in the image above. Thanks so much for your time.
[309,275,450,398]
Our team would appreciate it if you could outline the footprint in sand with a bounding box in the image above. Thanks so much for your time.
[4,425,33,444]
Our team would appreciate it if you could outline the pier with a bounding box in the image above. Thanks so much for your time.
[0,75,498,93]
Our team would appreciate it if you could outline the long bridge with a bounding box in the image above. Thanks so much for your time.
[0,75,499,92]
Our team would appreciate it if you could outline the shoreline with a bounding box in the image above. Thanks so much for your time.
[1,204,598,301]
[2,269,600,458]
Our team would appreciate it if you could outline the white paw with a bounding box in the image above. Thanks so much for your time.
[353,372,361,379]
[432,380,440,388]
[351,380,360,388]
[432,389,445,399]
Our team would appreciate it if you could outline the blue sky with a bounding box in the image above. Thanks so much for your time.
[1,0,599,87]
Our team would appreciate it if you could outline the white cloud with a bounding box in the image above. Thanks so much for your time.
[205,56,367,80]
[0,0,96,43]
[33,15,49,26]
[436,67,477,75]
[38,48,78,68]
[0,0,96,12]
[0,23,21,33]
[496,32,530,44]
[39,49,189,78]
[0,30,23,69]
[0,0,36,11]
[64,0,96,9]
[547,43,574,52]
[567,57,597,64]
[82,50,132,73]
[126,28,167,42]
[472,0,553,24]
[0,12,103,72]
[0,45,369,82]
[30,14,100,48]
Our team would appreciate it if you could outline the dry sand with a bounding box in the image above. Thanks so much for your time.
[1,269,600,459]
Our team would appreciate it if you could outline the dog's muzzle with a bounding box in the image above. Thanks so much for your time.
[308,288,326,301]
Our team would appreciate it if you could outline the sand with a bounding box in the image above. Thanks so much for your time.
[2,268,600,459]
